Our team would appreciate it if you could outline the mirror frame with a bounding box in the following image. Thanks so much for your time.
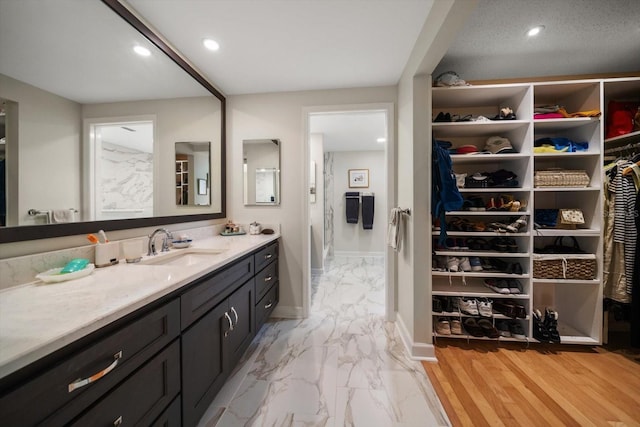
[0,0,226,244]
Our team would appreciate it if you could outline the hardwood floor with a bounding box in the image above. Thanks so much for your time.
[422,335,640,427]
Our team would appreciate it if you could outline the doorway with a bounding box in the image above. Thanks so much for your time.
[303,103,395,320]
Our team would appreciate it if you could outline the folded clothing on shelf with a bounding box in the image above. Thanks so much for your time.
[534,137,588,152]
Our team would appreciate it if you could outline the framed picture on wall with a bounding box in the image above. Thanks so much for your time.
[348,169,369,188]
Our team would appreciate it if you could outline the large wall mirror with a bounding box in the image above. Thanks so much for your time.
[0,0,225,243]
[243,139,281,206]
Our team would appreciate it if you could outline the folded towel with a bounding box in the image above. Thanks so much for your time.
[388,208,402,250]
[52,209,75,223]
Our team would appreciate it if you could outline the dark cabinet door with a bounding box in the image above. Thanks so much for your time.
[181,302,229,427]
[225,279,255,368]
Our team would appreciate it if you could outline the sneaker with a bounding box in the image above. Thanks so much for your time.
[456,238,469,250]
[493,300,516,318]
[469,256,483,272]
[477,298,493,317]
[458,257,472,272]
[469,196,486,211]
[532,309,550,342]
[459,297,479,316]
[507,279,522,294]
[436,318,451,335]
[450,319,463,335]
[446,256,460,272]
[544,308,561,343]
[509,320,526,339]
[506,215,528,233]
[484,278,511,294]
[496,320,511,337]
[442,296,455,313]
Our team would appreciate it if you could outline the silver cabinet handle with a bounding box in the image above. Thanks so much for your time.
[264,253,273,260]
[224,312,233,337]
[68,351,123,392]
[113,416,123,426]
[231,307,239,326]
[264,301,273,309]
[264,275,273,282]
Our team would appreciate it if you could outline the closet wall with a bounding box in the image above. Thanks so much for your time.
[429,76,640,346]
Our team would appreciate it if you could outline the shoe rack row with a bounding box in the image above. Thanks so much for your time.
[429,78,616,345]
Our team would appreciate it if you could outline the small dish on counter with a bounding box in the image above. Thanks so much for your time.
[35,264,96,283]
[171,239,193,249]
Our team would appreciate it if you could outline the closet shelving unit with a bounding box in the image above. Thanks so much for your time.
[431,84,534,343]
[428,78,628,345]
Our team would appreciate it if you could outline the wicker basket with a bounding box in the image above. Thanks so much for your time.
[534,169,590,187]
[532,254,597,280]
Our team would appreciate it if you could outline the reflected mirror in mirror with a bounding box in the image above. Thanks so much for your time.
[175,141,211,207]
[0,0,225,243]
[243,139,281,206]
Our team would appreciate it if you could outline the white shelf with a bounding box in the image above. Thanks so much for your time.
[533,152,600,159]
[433,310,529,321]
[604,130,640,146]
[434,251,529,258]
[532,278,600,285]
[459,187,531,193]
[533,186,600,192]
[445,211,530,216]
[434,333,529,343]
[432,231,529,237]
[432,121,529,137]
[533,117,599,130]
[533,228,600,236]
[451,153,529,162]
[432,271,530,278]
[433,287,529,300]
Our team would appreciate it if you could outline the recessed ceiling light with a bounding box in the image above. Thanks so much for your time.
[133,45,151,57]
[376,137,386,143]
[203,38,220,51]
[527,25,545,37]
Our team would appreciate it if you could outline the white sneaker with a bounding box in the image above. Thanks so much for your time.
[436,318,451,335]
[477,298,493,318]
[458,257,471,272]
[450,319,463,335]
[506,215,528,233]
[446,256,460,272]
[459,297,479,316]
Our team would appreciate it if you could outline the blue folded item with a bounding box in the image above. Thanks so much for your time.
[534,137,588,152]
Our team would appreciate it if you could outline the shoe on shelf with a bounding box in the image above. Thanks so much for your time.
[450,319,463,335]
[486,197,498,211]
[496,320,512,337]
[477,298,493,318]
[463,318,484,337]
[469,196,486,211]
[458,257,472,272]
[507,279,522,294]
[544,308,561,343]
[484,278,511,294]
[443,296,455,313]
[493,300,517,318]
[506,262,523,275]
[469,256,483,271]
[456,238,469,250]
[446,256,460,272]
[532,309,551,342]
[477,318,501,338]
[432,297,443,313]
[436,318,451,335]
[509,320,526,339]
[512,301,527,319]
[434,112,452,122]
[506,215,528,233]
[459,297,479,316]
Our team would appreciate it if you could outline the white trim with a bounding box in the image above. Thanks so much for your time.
[311,268,324,275]
[333,251,384,257]
[271,305,305,319]
[302,102,396,322]
[395,313,437,361]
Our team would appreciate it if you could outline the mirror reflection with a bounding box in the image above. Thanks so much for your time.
[243,139,281,206]
[175,141,211,207]
[0,0,224,237]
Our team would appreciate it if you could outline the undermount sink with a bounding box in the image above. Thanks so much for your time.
[137,248,227,267]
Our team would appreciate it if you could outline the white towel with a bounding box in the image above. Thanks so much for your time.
[51,209,75,223]
[387,208,402,251]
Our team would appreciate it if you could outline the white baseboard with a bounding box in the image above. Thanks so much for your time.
[333,251,384,257]
[271,305,305,319]
[395,313,437,362]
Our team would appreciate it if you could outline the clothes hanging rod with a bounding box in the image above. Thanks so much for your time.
[397,207,411,216]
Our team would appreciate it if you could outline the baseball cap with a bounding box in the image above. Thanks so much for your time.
[483,136,516,154]
[456,144,479,155]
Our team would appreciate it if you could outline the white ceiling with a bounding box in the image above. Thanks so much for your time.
[434,0,640,82]
[310,111,387,152]
[128,0,435,95]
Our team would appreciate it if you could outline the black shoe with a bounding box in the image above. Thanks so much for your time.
[533,309,550,342]
[443,296,454,313]
[544,308,561,343]
[434,112,451,122]
[432,296,443,313]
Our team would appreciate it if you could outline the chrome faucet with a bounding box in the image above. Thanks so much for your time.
[147,228,173,256]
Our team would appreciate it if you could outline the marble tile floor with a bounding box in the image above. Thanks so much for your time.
[198,256,450,427]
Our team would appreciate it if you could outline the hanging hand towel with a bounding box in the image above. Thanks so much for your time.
[387,208,402,250]
[52,209,75,223]
[345,192,360,224]
[361,194,374,230]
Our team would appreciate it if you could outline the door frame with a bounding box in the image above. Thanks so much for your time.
[301,102,396,320]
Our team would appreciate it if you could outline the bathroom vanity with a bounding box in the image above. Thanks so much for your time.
[0,234,279,426]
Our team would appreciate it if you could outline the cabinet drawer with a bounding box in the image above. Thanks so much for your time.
[69,340,180,426]
[254,242,278,273]
[181,255,254,330]
[254,260,278,304]
[0,299,180,426]
[256,282,279,331]
[151,395,181,427]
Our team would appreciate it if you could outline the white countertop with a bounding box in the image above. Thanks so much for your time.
[0,233,279,380]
